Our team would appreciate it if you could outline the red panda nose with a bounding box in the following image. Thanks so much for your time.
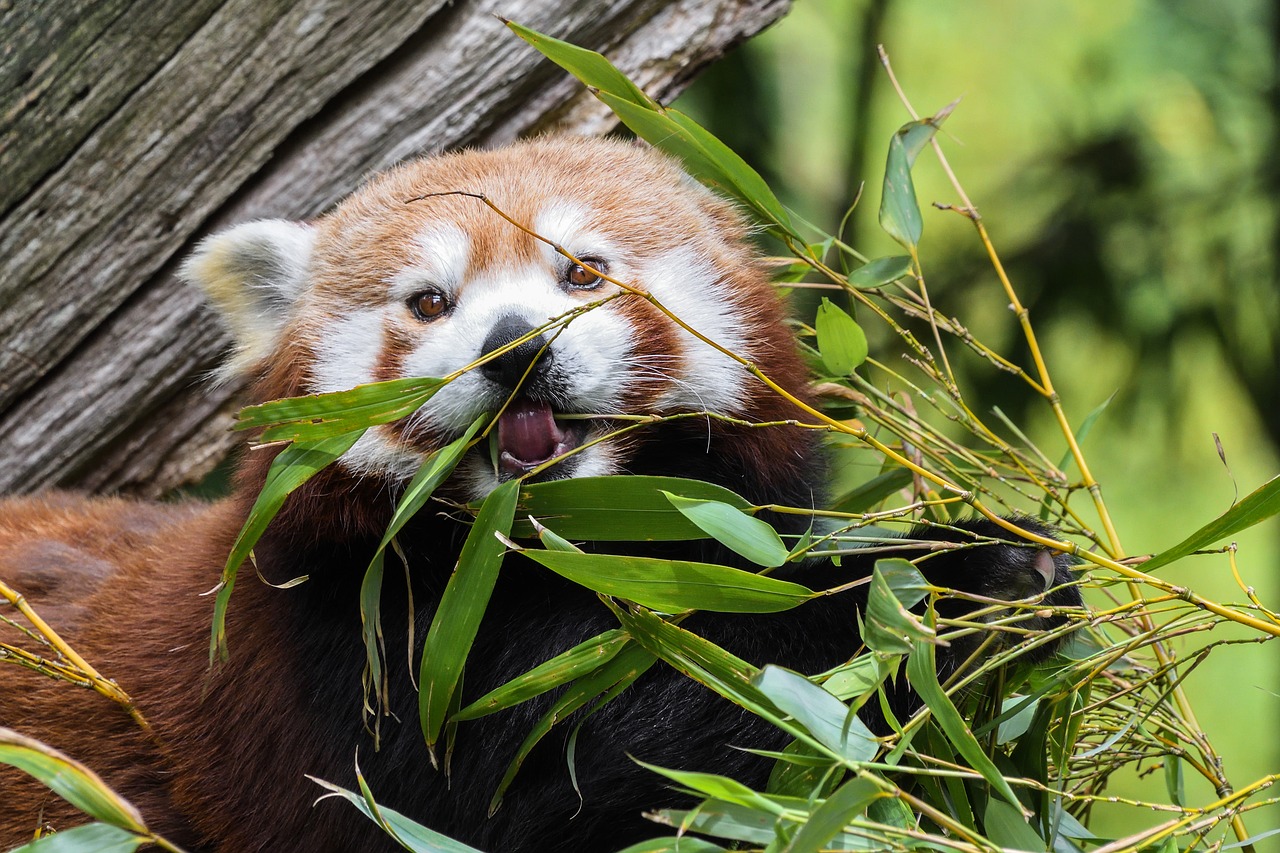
[479,315,553,391]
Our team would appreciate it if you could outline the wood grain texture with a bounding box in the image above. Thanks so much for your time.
[0,0,790,496]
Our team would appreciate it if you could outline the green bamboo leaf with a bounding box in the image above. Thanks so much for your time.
[489,642,657,813]
[529,518,583,553]
[751,666,878,763]
[523,551,813,613]
[878,110,949,252]
[504,19,656,109]
[821,654,891,702]
[906,635,1022,807]
[665,108,794,230]
[608,603,828,758]
[657,798,881,849]
[362,417,488,725]
[784,775,881,853]
[419,480,520,750]
[982,798,1045,850]
[862,558,933,655]
[1142,475,1280,571]
[513,476,751,541]
[847,256,914,289]
[765,740,840,799]
[595,92,792,233]
[0,728,147,834]
[310,776,485,853]
[209,429,366,663]
[828,468,913,514]
[452,629,630,721]
[508,20,791,232]
[814,298,868,376]
[5,823,149,853]
[613,838,726,853]
[236,376,443,443]
[655,800,777,846]
[635,761,783,815]
[661,492,789,568]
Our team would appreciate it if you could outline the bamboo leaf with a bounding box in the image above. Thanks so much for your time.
[596,93,793,233]
[5,823,149,853]
[751,666,878,763]
[661,492,789,568]
[508,20,791,233]
[907,636,1022,807]
[1143,475,1280,571]
[862,558,933,655]
[362,417,488,725]
[523,551,813,613]
[982,798,1045,850]
[504,19,656,109]
[452,629,630,721]
[635,761,783,815]
[821,654,891,702]
[784,775,881,853]
[489,642,657,813]
[513,476,751,541]
[310,776,485,853]
[814,298,868,376]
[0,728,147,834]
[419,480,519,749]
[878,111,949,252]
[529,518,583,553]
[654,800,777,846]
[613,838,726,853]
[608,604,829,757]
[209,429,366,663]
[847,256,914,289]
[236,377,443,443]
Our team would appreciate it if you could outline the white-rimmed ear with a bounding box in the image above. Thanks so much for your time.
[181,220,315,382]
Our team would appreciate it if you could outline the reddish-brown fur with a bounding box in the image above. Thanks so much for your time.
[0,139,823,850]
[0,140,1081,853]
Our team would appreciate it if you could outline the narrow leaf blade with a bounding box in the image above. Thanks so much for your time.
[419,480,520,748]
[1143,475,1280,571]
[662,492,789,567]
[524,551,813,613]
[452,629,631,721]
[513,475,751,541]
[0,728,147,833]
[751,665,878,763]
[210,428,366,662]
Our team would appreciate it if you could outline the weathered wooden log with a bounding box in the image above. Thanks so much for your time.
[0,0,790,496]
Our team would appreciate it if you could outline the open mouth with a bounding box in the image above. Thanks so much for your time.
[494,398,584,479]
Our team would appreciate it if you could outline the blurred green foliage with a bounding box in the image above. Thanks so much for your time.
[678,0,1280,836]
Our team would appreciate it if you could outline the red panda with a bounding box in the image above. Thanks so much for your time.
[0,137,1079,852]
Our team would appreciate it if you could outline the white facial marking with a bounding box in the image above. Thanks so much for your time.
[642,246,750,414]
[309,308,423,480]
[310,309,384,394]
[388,224,470,301]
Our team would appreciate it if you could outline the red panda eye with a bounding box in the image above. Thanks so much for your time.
[409,290,450,321]
[566,258,607,289]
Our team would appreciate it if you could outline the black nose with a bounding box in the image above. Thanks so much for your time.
[479,315,552,390]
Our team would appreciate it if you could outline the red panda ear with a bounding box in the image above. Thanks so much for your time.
[181,220,315,382]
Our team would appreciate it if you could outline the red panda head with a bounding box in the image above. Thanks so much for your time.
[184,137,809,501]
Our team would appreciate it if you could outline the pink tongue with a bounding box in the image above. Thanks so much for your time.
[498,400,565,465]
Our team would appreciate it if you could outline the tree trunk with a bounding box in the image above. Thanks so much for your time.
[0,0,790,496]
